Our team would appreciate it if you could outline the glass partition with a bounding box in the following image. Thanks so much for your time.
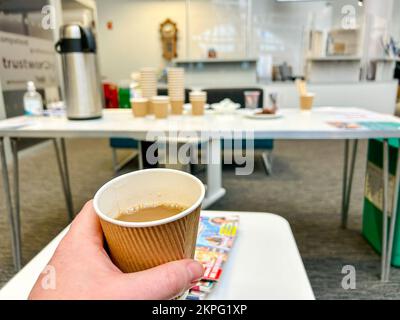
[187,0,249,59]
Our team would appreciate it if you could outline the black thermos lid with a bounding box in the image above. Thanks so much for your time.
[55,24,96,54]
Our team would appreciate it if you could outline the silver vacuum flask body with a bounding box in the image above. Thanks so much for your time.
[56,24,103,120]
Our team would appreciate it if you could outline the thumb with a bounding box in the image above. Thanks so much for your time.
[116,259,204,300]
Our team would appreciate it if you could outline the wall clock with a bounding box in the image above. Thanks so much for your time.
[160,19,178,61]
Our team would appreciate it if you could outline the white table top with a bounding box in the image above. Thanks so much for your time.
[0,210,314,300]
[0,107,399,140]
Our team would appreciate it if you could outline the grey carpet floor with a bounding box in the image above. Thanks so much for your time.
[0,138,399,300]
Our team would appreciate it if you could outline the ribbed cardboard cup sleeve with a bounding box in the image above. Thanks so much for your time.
[100,206,201,273]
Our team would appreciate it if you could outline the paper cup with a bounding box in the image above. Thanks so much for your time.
[153,102,169,118]
[93,169,205,273]
[190,91,206,100]
[191,101,205,116]
[147,101,155,114]
[300,93,315,111]
[170,100,184,115]
[131,97,148,117]
[152,96,170,118]
[190,91,206,116]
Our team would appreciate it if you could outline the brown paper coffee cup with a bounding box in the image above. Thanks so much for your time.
[170,100,184,115]
[147,101,154,115]
[93,169,205,273]
[153,102,169,118]
[191,100,205,115]
[300,93,315,111]
[131,98,148,117]
[152,96,169,119]
[190,91,207,116]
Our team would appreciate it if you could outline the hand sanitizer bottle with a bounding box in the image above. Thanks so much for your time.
[23,81,43,116]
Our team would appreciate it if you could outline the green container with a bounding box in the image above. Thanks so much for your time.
[362,138,400,267]
[118,87,131,109]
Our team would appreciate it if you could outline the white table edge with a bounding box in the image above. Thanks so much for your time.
[0,210,314,300]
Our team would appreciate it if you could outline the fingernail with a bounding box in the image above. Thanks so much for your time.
[187,261,204,282]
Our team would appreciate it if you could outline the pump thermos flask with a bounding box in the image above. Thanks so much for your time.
[56,24,103,119]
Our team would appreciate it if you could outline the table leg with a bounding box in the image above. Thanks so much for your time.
[60,138,73,212]
[111,148,118,173]
[345,140,358,221]
[341,139,358,229]
[384,141,400,281]
[138,141,143,170]
[0,137,22,270]
[157,140,167,167]
[341,140,349,228]
[381,139,389,281]
[139,141,158,169]
[202,138,226,209]
[11,138,22,268]
[53,138,74,221]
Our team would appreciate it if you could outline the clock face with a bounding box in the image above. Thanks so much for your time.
[162,23,175,37]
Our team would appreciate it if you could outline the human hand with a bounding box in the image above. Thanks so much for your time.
[29,200,203,300]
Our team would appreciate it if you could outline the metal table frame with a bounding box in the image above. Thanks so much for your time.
[340,138,400,282]
[1,136,399,281]
[0,137,74,270]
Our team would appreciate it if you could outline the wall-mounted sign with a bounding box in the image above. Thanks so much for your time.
[0,31,58,91]
[160,19,178,61]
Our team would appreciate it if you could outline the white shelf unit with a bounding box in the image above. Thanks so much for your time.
[306,56,362,83]
[173,57,258,87]
[305,27,363,83]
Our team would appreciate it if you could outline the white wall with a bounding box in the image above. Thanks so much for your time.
[96,0,186,83]
[262,81,398,114]
[390,0,400,42]
[330,0,364,29]
[364,0,395,59]
[250,0,329,75]
[188,0,248,59]
[63,8,94,27]
[96,0,368,83]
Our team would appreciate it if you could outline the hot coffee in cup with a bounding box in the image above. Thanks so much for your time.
[93,169,205,273]
[116,203,187,222]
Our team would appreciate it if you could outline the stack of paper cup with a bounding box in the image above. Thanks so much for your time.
[140,68,157,114]
[167,67,185,115]
[190,91,207,116]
